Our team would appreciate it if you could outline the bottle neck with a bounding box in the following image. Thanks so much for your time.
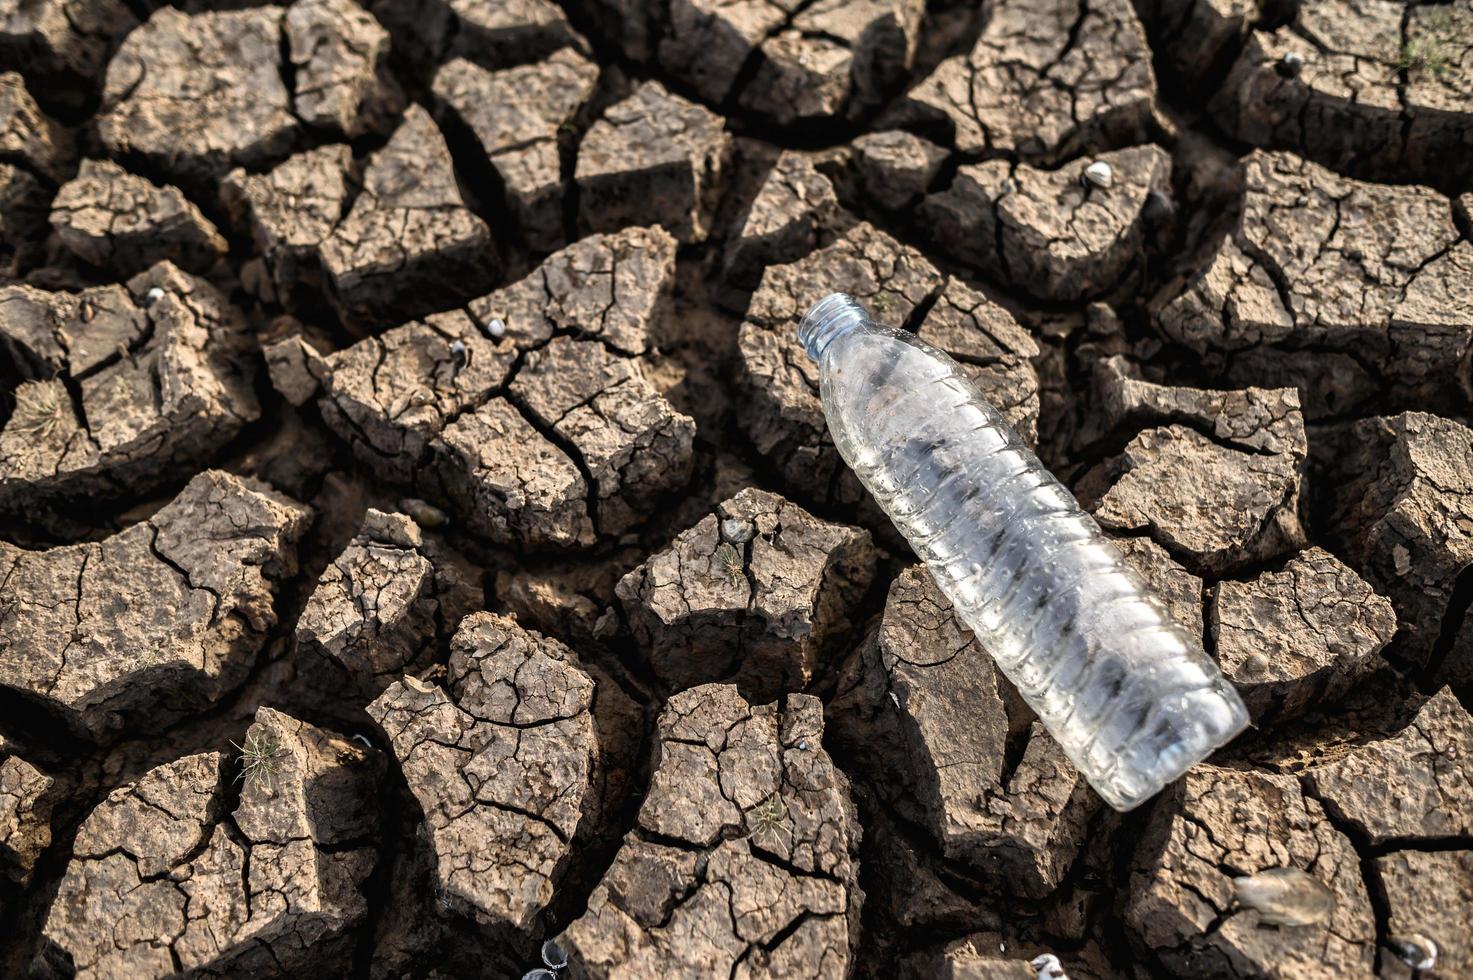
[798,293,871,362]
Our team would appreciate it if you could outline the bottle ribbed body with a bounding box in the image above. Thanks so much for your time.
[804,295,1248,811]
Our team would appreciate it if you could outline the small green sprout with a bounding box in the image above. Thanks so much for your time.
[232,731,288,790]
[8,384,66,442]
[746,794,791,850]
[1399,36,1452,76]
[1398,8,1458,78]
[871,292,900,318]
[715,542,744,585]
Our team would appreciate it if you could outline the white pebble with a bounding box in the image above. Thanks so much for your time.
[1031,953,1068,980]
[1388,934,1437,971]
[1082,160,1114,190]
[720,518,754,543]
[144,286,165,305]
[487,317,506,339]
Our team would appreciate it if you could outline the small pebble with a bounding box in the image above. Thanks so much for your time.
[1387,933,1437,971]
[522,971,557,980]
[487,317,507,339]
[1031,953,1068,980]
[351,734,373,749]
[1277,51,1304,78]
[1393,544,1412,575]
[797,739,810,751]
[1082,160,1114,190]
[1233,867,1336,926]
[720,518,754,543]
[449,338,468,367]
[144,286,165,305]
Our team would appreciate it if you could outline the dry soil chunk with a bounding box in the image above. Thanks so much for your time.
[509,336,697,535]
[0,71,71,183]
[850,129,946,211]
[1212,0,1473,184]
[1153,151,1473,406]
[0,263,260,506]
[316,309,518,484]
[0,753,54,899]
[369,0,582,70]
[921,146,1171,302]
[576,80,731,244]
[657,0,793,104]
[317,227,681,549]
[50,159,226,275]
[286,0,402,139]
[737,223,1044,507]
[1302,687,1473,844]
[1135,0,1261,91]
[559,684,862,978]
[615,487,875,699]
[296,509,482,700]
[739,0,924,125]
[887,0,1156,162]
[97,7,298,184]
[1322,413,1473,680]
[722,149,844,291]
[433,49,599,252]
[429,398,595,548]
[0,471,310,741]
[1377,849,1473,978]
[367,612,599,933]
[829,566,1094,898]
[1083,364,1307,576]
[1124,765,1375,978]
[1210,547,1395,722]
[0,0,136,98]
[222,143,352,304]
[320,105,497,332]
[40,708,382,978]
[262,333,330,407]
[468,224,677,355]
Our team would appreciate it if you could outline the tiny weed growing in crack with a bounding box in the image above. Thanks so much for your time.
[1399,9,1457,78]
[1399,37,1452,76]
[745,794,791,850]
[9,385,65,442]
[232,732,288,790]
[870,292,899,319]
[715,542,744,585]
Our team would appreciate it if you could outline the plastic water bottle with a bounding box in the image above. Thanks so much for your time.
[800,293,1248,810]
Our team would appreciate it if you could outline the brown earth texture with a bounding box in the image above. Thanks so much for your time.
[0,0,1471,977]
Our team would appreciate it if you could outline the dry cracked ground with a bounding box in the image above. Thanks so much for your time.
[0,0,1470,977]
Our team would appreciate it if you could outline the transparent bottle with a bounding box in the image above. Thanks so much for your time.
[800,293,1248,811]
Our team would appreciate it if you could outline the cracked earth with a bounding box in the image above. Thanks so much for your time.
[0,0,1471,977]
